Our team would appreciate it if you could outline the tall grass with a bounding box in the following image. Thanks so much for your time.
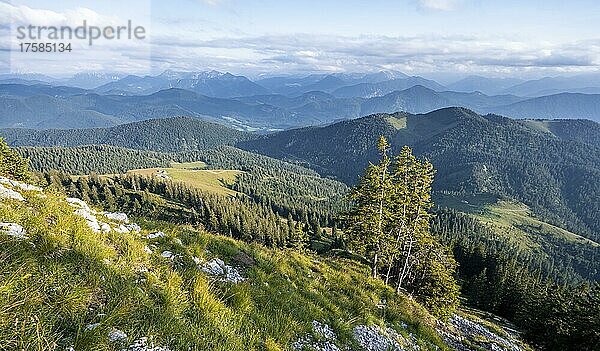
[0,191,447,350]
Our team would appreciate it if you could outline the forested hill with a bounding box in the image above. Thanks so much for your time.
[520,119,600,147]
[1,116,256,152]
[238,107,600,242]
[4,108,600,242]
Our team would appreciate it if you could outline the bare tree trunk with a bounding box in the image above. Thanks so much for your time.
[375,157,387,280]
[372,252,379,279]
[385,258,393,285]
[397,236,413,293]
[385,227,403,285]
[397,205,422,293]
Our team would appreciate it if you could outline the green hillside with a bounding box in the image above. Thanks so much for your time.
[2,117,256,152]
[0,163,534,351]
[520,119,600,147]
[438,194,598,248]
[434,193,600,282]
[127,167,242,196]
[11,116,599,284]
[17,144,349,228]
[238,108,600,244]
[3,112,599,350]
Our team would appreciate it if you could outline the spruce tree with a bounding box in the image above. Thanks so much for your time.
[345,136,392,278]
[0,138,30,181]
[345,137,459,318]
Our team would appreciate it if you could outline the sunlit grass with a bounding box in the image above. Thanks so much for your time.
[436,192,600,248]
[126,167,242,196]
[0,189,449,350]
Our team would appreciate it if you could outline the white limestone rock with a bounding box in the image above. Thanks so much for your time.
[74,208,102,233]
[127,223,141,233]
[114,224,130,233]
[108,328,128,343]
[292,337,341,351]
[85,323,100,331]
[102,212,129,223]
[0,176,42,192]
[120,337,171,351]
[446,315,522,351]
[292,321,341,351]
[352,325,404,351]
[0,222,28,240]
[200,258,246,283]
[66,197,92,211]
[113,223,141,234]
[74,208,97,223]
[100,222,112,233]
[146,231,166,239]
[313,320,336,340]
[0,184,24,201]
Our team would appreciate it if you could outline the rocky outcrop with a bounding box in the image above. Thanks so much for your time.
[102,212,129,223]
[161,250,175,259]
[0,176,42,192]
[0,222,28,240]
[0,176,42,202]
[121,337,171,351]
[108,328,128,343]
[200,258,246,283]
[146,231,166,239]
[113,223,141,233]
[292,321,341,351]
[0,184,25,201]
[439,314,525,351]
[66,197,140,234]
[293,320,421,351]
[66,197,105,232]
[290,314,526,351]
[352,325,406,351]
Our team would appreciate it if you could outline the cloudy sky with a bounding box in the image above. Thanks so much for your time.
[1,0,599,79]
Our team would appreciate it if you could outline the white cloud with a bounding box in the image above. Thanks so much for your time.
[418,0,460,11]
[0,3,120,27]
[146,33,600,75]
[1,3,153,77]
[199,0,225,6]
[3,2,599,77]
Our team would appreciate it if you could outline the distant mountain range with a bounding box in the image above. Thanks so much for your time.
[255,71,409,96]
[332,76,446,98]
[446,76,525,95]
[500,73,600,96]
[2,81,600,129]
[491,93,600,120]
[3,70,599,97]
[445,73,600,97]
[1,70,600,130]
[0,72,122,89]
[94,70,269,97]
[0,83,87,97]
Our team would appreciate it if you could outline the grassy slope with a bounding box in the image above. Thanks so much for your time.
[126,165,242,197]
[1,184,454,351]
[436,193,599,249]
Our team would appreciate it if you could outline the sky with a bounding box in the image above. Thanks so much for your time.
[1,0,599,80]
